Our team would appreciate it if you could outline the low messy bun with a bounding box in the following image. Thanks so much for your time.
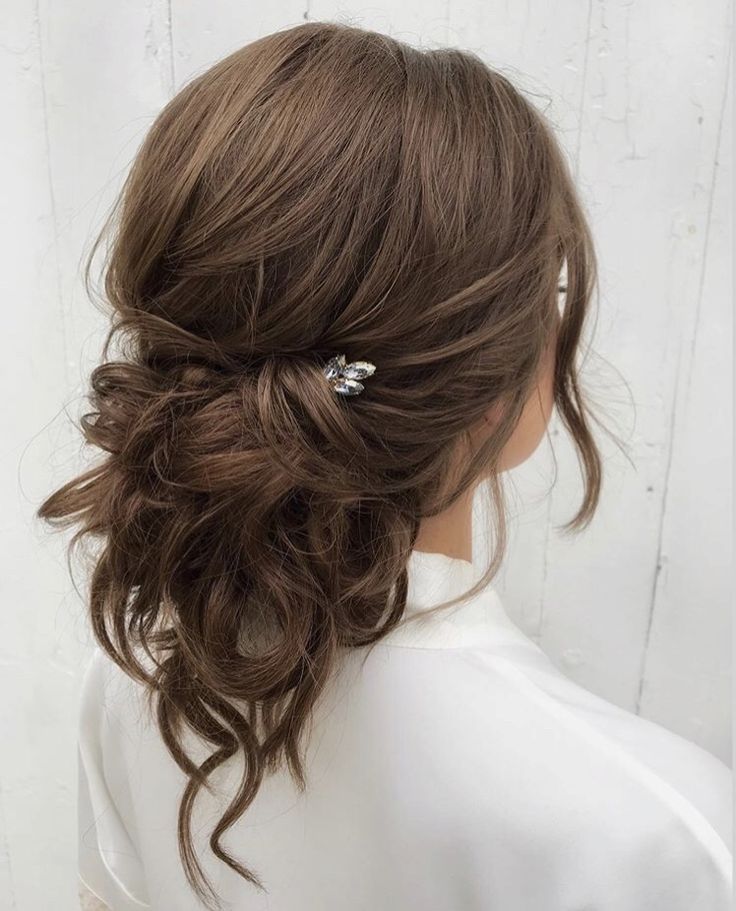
[39,21,603,906]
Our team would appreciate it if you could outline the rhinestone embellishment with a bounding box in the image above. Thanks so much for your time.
[323,353,376,396]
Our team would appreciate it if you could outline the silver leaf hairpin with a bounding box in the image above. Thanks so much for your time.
[323,353,376,396]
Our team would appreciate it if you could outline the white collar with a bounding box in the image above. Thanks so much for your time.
[405,549,480,613]
[380,549,526,650]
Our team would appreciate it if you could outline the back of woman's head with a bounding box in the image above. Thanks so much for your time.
[39,20,602,905]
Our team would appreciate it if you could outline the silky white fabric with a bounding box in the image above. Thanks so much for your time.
[78,550,733,910]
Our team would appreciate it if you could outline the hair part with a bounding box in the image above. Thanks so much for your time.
[39,21,604,908]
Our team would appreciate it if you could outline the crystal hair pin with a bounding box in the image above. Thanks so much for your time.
[323,353,376,396]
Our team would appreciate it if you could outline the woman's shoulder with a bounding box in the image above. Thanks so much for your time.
[346,637,732,858]
[347,639,732,903]
[78,645,162,759]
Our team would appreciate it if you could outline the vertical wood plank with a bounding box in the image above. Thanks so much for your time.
[534,0,732,759]
[2,3,172,908]
[637,43,732,760]
[0,4,77,908]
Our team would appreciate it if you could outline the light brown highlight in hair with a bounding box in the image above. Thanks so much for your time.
[39,21,606,907]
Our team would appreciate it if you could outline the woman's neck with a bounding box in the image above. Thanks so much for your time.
[413,484,474,564]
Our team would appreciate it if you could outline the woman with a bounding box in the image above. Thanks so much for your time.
[40,21,731,911]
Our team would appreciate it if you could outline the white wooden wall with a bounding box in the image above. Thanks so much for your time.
[2,2,731,908]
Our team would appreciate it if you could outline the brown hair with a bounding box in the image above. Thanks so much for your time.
[39,21,605,906]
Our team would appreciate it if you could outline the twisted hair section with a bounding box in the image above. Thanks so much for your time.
[38,21,604,907]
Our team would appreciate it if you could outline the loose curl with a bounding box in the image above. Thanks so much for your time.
[39,21,607,907]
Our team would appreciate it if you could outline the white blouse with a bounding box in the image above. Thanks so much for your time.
[78,549,732,910]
